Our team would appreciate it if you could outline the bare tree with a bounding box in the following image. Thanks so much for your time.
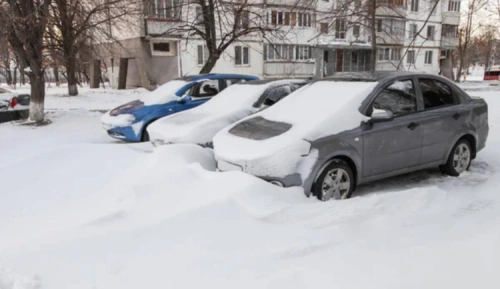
[47,0,142,95]
[0,35,13,85]
[0,0,51,122]
[456,0,488,82]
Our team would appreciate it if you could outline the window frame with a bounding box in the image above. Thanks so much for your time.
[424,50,433,65]
[234,45,250,66]
[370,78,419,118]
[416,77,461,111]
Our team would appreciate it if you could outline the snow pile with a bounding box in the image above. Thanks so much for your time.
[141,80,187,106]
[147,81,292,146]
[1,88,500,289]
[214,81,377,163]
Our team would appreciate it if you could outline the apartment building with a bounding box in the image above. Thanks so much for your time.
[94,0,459,89]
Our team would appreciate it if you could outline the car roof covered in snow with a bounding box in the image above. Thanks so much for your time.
[319,71,429,82]
[175,74,259,82]
[241,79,309,85]
[0,87,11,93]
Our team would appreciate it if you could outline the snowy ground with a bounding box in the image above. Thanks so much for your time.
[0,84,500,289]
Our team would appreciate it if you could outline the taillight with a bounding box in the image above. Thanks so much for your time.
[10,97,18,108]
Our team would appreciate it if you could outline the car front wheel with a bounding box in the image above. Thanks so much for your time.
[313,159,355,201]
[440,139,472,176]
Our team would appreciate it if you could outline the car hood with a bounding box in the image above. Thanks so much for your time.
[109,100,146,116]
[148,108,252,145]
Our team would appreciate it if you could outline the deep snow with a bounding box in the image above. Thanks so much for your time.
[0,85,500,289]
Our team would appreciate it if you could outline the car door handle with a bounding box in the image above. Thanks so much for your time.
[407,122,420,130]
[453,112,462,120]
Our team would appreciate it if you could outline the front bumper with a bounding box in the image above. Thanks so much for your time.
[104,125,142,142]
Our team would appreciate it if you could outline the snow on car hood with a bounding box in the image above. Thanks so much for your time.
[213,81,377,162]
[147,82,277,145]
[141,80,188,106]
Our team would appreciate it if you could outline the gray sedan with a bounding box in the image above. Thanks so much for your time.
[213,72,489,201]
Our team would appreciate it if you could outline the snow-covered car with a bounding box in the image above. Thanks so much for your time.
[147,79,309,147]
[0,87,30,123]
[0,87,30,111]
[214,72,489,201]
[101,74,258,142]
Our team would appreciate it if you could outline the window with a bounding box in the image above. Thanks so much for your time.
[269,11,312,27]
[195,6,203,24]
[424,50,433,64]
[188,79,220,98]
[377,19,405,36]
[391,49,401,61]
[296,45,313,60]
[430,0,438,14]
[373,80,417,117]
[150,0,181,19]
[427,25,435,40]
[442,24,458,38]
[407,50,415,64]
[236,10,250,29]
[335,19,346,39]
[235,46,249,65]
[378,48,390,61]
[320,23,328,34]
[448,0,460,11]
[410,0,419,11]
[409,24,417,39]
[377,0,405,6]
[197,45,208,65]
[153,43,170,52]
[353,25,360,37]
[418,79,456,109]
[377,19,382,32]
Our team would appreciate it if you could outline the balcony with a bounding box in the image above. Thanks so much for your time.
[441,36,459,49]
[376,32,405,45]
[376,5,408,18]
[264,62,315,77]
[442,11,460,25]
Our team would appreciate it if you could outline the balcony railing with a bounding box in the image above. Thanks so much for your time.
[264,62,315,77]
[442,11,460,25]
[441,36,459,49]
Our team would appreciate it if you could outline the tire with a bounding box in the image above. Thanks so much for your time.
[440,139,472,177]
[141,129,150,142]
[313,159,355,201]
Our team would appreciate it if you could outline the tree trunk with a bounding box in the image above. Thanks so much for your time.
[66,57,78,96]
[13,67,17,86]
[369,0,377,73]
[20,62,25,85]
[5,69,13,85]
[54,66,60,86]
[28,70,45,123]
[199,54,219,74]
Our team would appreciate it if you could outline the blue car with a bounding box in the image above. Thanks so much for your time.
[101,74,259,142]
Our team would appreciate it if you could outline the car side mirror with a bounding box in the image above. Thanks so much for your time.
[369,109,394,123]
[178,95,192,104]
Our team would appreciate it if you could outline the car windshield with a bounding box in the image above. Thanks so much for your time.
[142,80,189,105]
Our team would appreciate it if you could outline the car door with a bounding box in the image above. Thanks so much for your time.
[362,78,425,178]
[415,78,465,165]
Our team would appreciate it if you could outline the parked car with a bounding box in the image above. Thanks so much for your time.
[101,74,259,142]
[0,87,30,123]
[213,72,489,201]
[147,79,309,147]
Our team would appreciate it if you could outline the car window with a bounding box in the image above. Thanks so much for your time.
[260,85,292,107]
[291,82,307,92]
[188,80,220,98]
[418,79,456,109]
[226,79,246,86]
[372,79,417,117]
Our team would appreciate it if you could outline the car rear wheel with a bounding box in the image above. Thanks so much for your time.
[313,159,355,201]
[141,128,150,142]
[440,139,472,176]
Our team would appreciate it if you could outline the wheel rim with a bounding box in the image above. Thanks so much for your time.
[321,168,351,201]
[453,143,471,173]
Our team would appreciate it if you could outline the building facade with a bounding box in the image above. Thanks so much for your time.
[94,0,460,89]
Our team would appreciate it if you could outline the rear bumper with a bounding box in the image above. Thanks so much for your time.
[0,109,29,124]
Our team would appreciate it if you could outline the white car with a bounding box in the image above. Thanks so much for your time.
[147,79,308,147]
[0,87,30,111]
